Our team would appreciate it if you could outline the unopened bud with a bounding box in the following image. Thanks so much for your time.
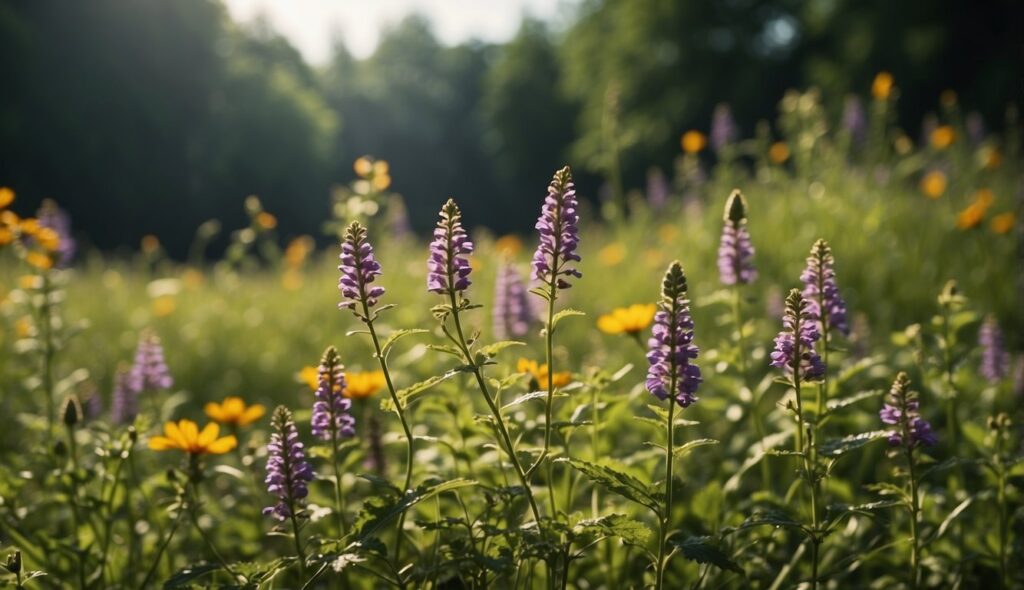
[5,550,21,574]
[62,394,82,427]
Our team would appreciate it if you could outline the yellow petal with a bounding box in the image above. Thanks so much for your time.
[197,423,220,450]
[204,402,225,422]
[224,397,245,418]
[148,436,179,451]
[238,404,266,426]
[178,420,199,448]
[164,421,189,449]
[597,315,623,334]
[205,436,238,455]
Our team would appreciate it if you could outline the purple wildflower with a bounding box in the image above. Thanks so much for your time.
[36,199,75,267]
[427,199,475,295]
[710,103,738,152]
[264,406,315,521]
[532,166,581,292]
[717,189,757,286]
[801,239,849,337]
[646,167,670,211]
[880,372,938,448]
[979,315,1009,382]
[110,365,136,424]
[311,347,356,441]
[493,260,533,339]
[83,387,103,420]
[128,330,173,393]
[645,262,702,407]
[338,222,385,314]
[841,95,867,145]
[770,289,826,383]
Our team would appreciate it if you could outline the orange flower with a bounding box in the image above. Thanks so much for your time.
[0,187,13,209]
[152,296,176,317]
[930,126,955,150]
[372,160,389,176]
[256,212,277,230]
[769,142,790,164]
[517,358,572,389]
[494,235,523,256]
[18,275,42,290]
[598,242,626,267]
[990,212,1015,234]
[354,157,373,177]
[298,365,319,390]
[920,171,947,199]
[871,72,894,100]
[34,227,60,252]
[25,251,53,270]
[284,235,314,267]
[19,218,40,236]
[344,370,386,399]
[0,227,11,245]
[956,203,987,230]
[204,397,266,427]
[148,419,237,455]
[597,304,656,335]
[371,173,391,191]
[681,130,707,154]
[978,146,1002,170]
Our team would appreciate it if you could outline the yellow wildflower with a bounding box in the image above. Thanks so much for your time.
[597,304,656,336]
[769,142,790,164]
[148,419,237,455]
[1,210,19,227]
[256,212,277,230]
[354,156,373,177]
[494,235,523,256]
[299,365,319,390]
[204,396,266,427]
[18,275,42,290]
[371,173,391,191]
[517,358,572,389]
[979,146,1002,170]
[0,187,13,209]
[15,317,32,339]
[284,235,314,267]
[598,242,626,267]
[152,296,176,317]
[19,218,39,236]
[930,126,955,150]
[871,72,894,100]
[920,171,947,199]
[990,212,1015,235]
[344,370,386,399]
[0,227,12,245]
[25,251,53,270]
[35,227,60,252]
[681,131,707,154]
[373,160,389,176]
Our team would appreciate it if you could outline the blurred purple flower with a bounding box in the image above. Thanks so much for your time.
[311,347,355,441]
[36,199,75,267]
[427,199,474,294]
[979,315,1009,382]
[532,166,581,291]
[800,239,849,336]
[646,168,670,211]
[264,406,315,521]
[770,289,825,382]
[717,190,757,286]
[841,95,867,145]
[645,262,702,407]
[880,372,937,448]
[338,222,385,313]
[128,330,173,393]
[493,260,533,339]
[710,103,738,152]
[110,365,136,424]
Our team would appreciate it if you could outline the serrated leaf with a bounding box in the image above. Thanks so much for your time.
[353,479,477,539]
[380,329,429,356]
[820,430,889,457]
[478,340,525,357]
[740,509,806,533]
[673,438,719,458]
[425,343,464,358]
[502,390,549,410]
[551,308,585,328]
[558,458,660,514]
[163,563,221,588]
[826,389,884,412]
[380,367,470,411]
[670,536,744,575]
[573,514,651,545]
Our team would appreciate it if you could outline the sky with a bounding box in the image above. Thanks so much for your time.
[222,0,577,63]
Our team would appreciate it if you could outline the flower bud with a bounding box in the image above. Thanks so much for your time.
[62,394,82,427]
[5,550,21,575]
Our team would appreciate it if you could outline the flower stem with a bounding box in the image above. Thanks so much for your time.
[330,428,349,538]
[733,287,770,490]
[792,328,819,590]
[655,395,676,590]
[39,272,56,444]
[906,446,921,590]
[140,501,185,589]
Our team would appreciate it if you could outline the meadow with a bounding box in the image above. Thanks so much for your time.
[0,80,1021,589]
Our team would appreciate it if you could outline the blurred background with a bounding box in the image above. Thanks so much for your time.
[0,0,1021,257]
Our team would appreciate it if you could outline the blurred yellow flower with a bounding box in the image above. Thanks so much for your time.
[354,156,373,177]
[148,419,237,455]
[598,242,626,267]
[0,187,13,209]
[657,225,678,242]
[204,396,266,427]
[256,212,277,230]
[494,235,523,256]
[920,171,947,199]
[990,212,1015,235]
[769,142,790,164]
[15,317,32,339]
[141,234,160,254]
[517,358,572,389]
[681,130,707,154]
[955,204,987,230]
[1,210,19,227]
[597,304,656,336]
[182,268,205,289]
[299,365,319,390]
[35,227,60,252]
[893,134,913,155]
[930,126,955,150]
[18,275,41,290]
[978,146,1002,170]
[284,235,314,267]
[972,188,994,207]
[25,251,52,270]
[0,227,11,245]
[344,370,386,399]
[872,72,894,100]
[371,173,392,191]
[282,269,303,291]
[373,160,389,176]
[152,295,176,317]
[20,218,39,236]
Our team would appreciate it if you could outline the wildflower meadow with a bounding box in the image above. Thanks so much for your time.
[0,77,1021,590]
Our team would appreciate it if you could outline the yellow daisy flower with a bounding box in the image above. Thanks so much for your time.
[204,397,266,427]
[930,126,955,150]
[517,358,572,389]
[769,142,790,164]
[871,71,894,101]
[990,212,1015,235]
[344,370,386,399]
[299,365,319,390]
[920,171,947,199]
[0,187,13,209]
[597,304,656,336]
[681,130,707,154]
[148,419,237,455]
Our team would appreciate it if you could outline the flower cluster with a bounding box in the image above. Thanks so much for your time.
[264,406,315,521]
[311,347,356,441]
[148,419,237,455]
[645,262,702,407]
[879,373,938,448]
[800,239,849,336]
[978,315,1009,382]
[427,199,474,294]
[110,365,136,425]
[717,190,757,286]
[129,330,173,393]
[338,221,385,313]
[493,260,533,339]
[532,166,581,291]
[770,289,825,382]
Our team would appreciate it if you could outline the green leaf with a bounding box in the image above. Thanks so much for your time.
[163,563,221,588]
[670,536,744,575]
[353,479,477,539]
[558,458,660,514]
[425,343,464,359]
[572,514,651,546]
[502,390,548,410]
[740,509,806,534]
[380,367,470,411]
[820,430,889,457]
[477,340,526,358]
[673,438,719,458]
[934,495,973,540]
[826,389,884,412]
[551,308,585,329]
[380,329,429,356]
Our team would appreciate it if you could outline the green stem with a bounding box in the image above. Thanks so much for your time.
[733,287,770,490]
[330,428,349,538]
[40,273,56,444]
[100,437,134,585]
[656,396,676,590]
[906,446,921,590]
[140,502,185,590]
[289,509,307,580]
[793,338,819,590]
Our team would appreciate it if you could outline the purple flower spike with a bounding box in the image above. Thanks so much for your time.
[880,373,937,448]
[311,346,356,441]
[841,95,867,145]
[427,199,475,295]
[646,168,670,211]
[770,289,826,383]
[110,365,136,424]
[128,330,173,393]
[493,259,533,340]
[801,239,849,337]
[979,315,1009,383]
[717,190,757,286]
[645,262,702,408]
[264,406,315,521]
[710,103,738,152]
[338,222,385,315]
[532,166,581,292]
[36,199,75,268]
